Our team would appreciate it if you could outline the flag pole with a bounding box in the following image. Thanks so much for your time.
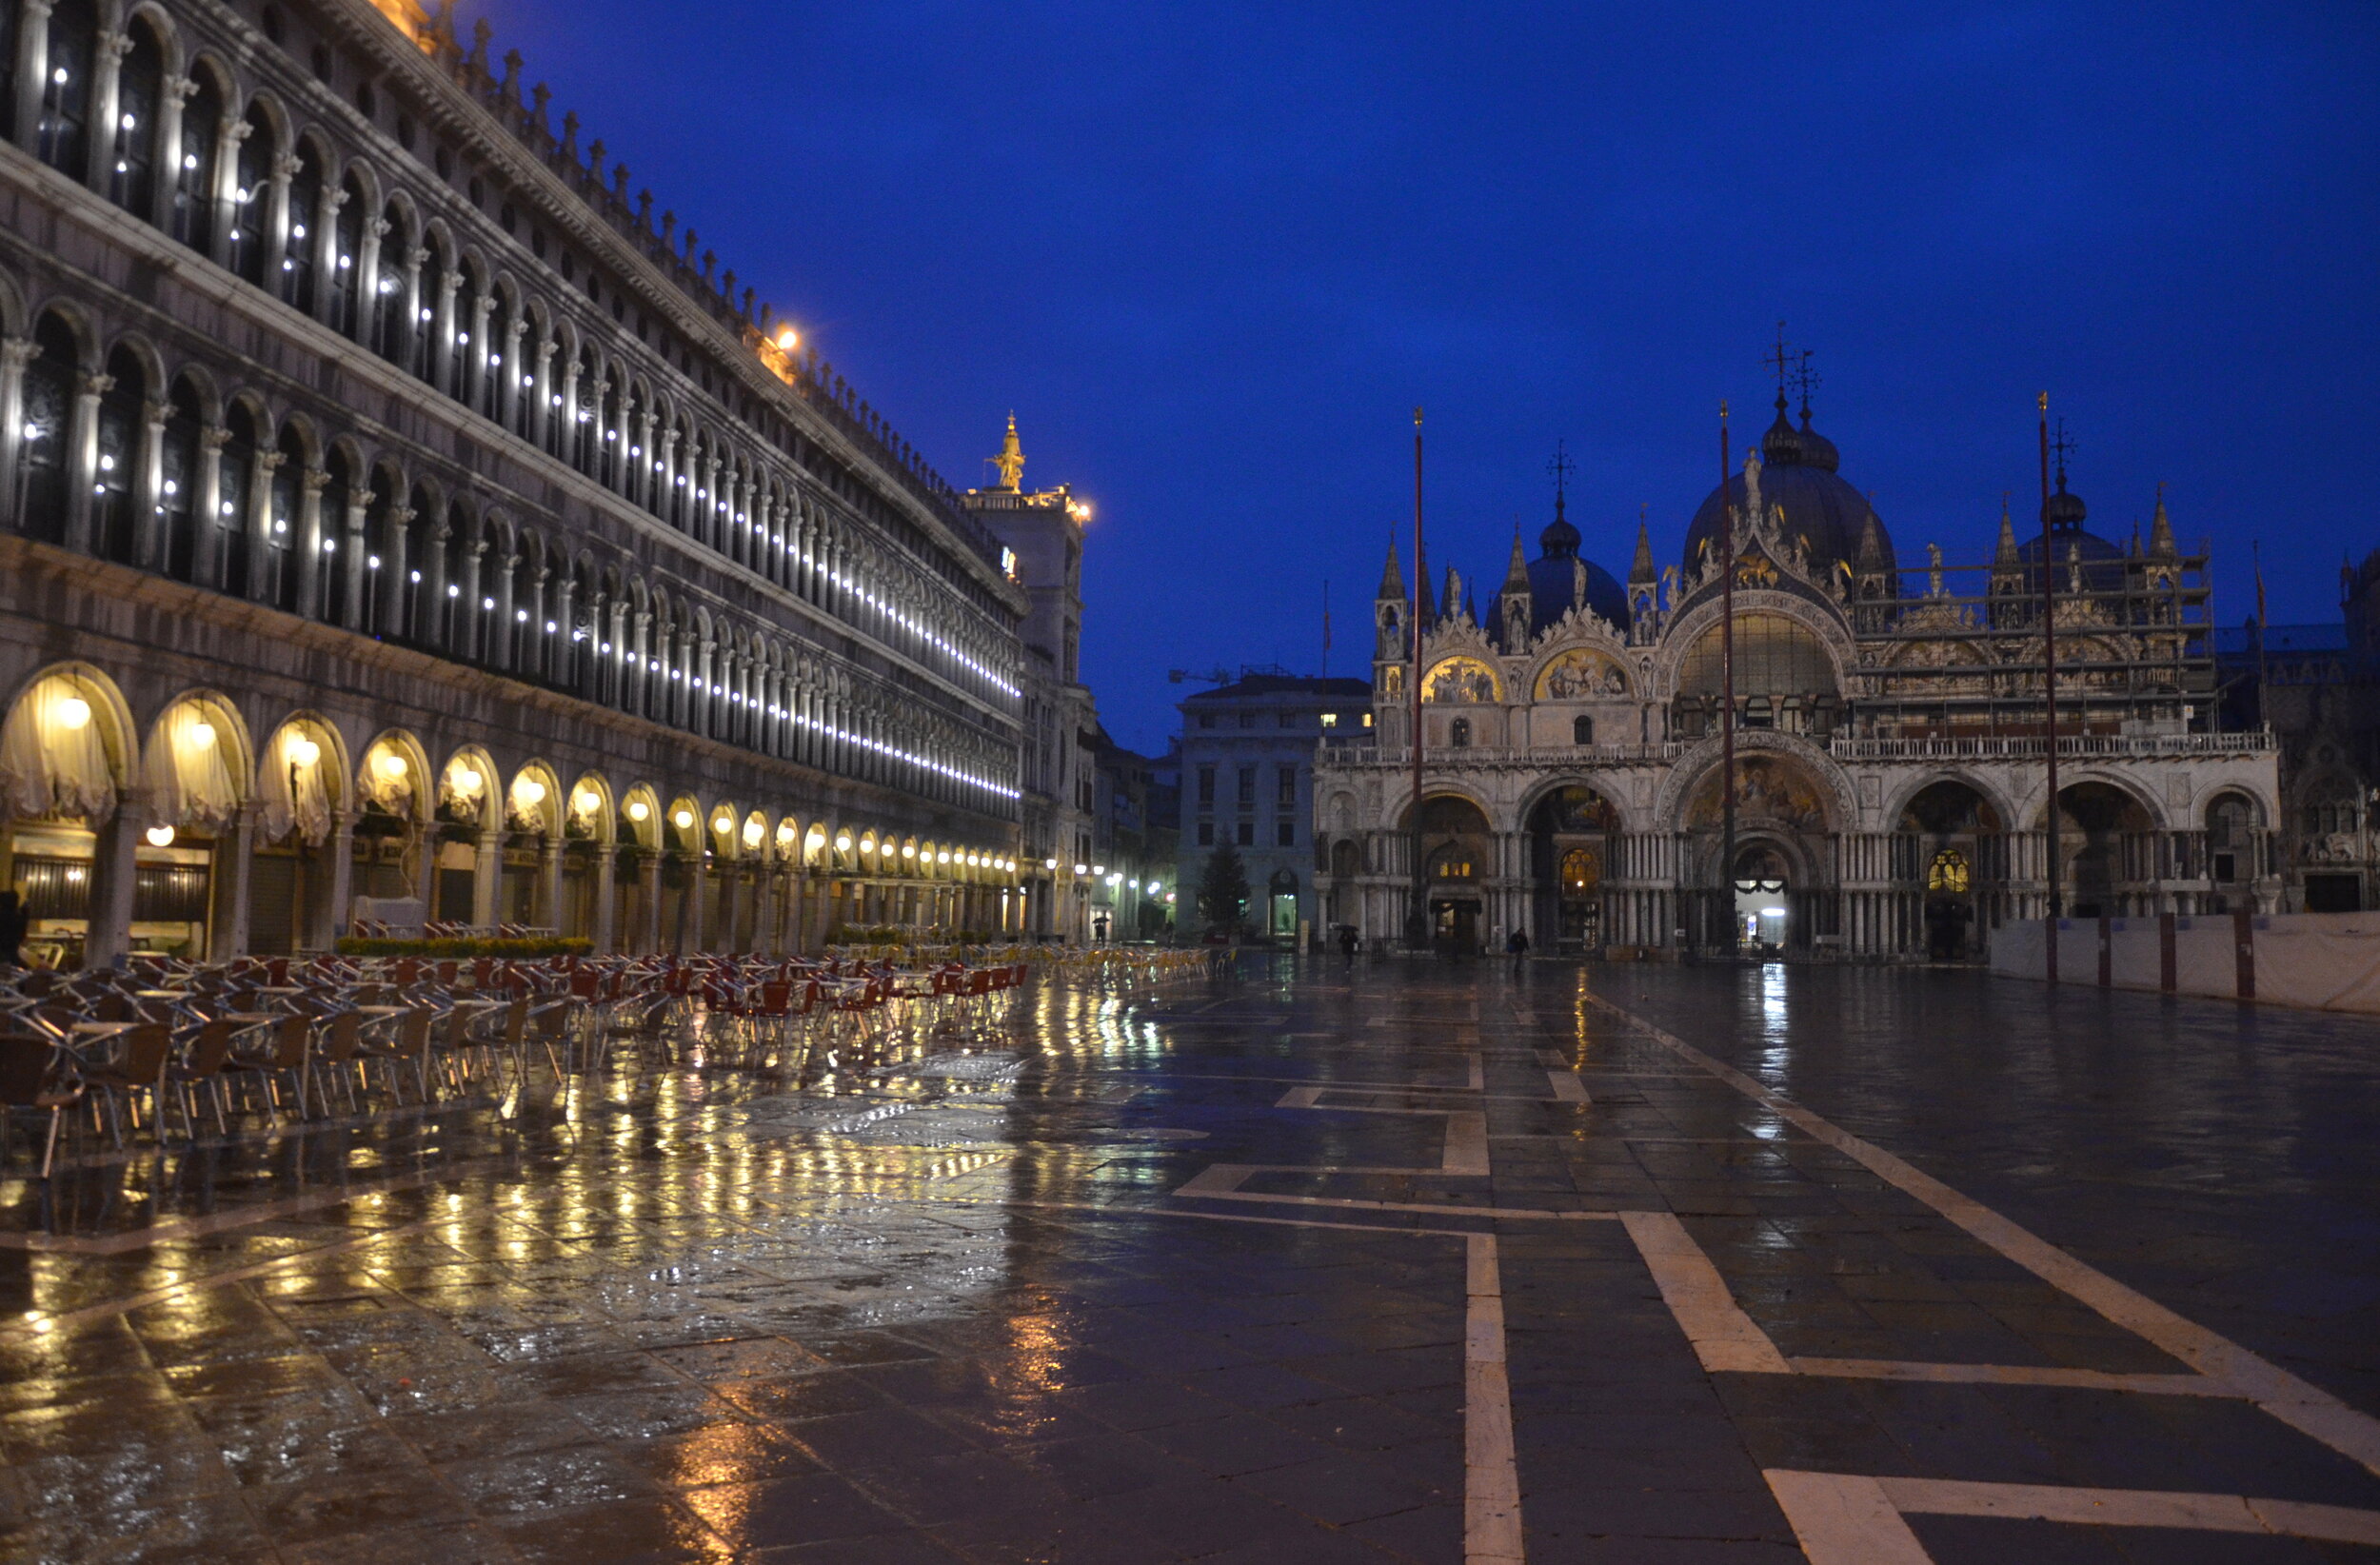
[2038,392,2061,982]
[1719,400,1736,955]
[1409,408,1429,954]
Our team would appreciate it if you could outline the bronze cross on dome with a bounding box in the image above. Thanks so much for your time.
[1762,322,1794,400]
[2051,417,2077,484]
[1792,349,1820,421]
[1547,441,1575,502]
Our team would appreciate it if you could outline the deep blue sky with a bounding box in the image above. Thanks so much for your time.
[496,0,2377,754]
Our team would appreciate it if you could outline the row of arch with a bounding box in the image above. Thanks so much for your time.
[0,270,1021,811]
[0,0,1019,700]
[1327,756,2251,842]
[1405,602,2183,722]
[0,663,1025,963]
[2,663,1022,875]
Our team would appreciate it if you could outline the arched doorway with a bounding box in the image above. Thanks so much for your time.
[1412,795,1490,954]
[1899,781,2004,961]
[2047,782,2152,918]
[1684,753,1835,953]
[1267,867,1299,941]
[2204,790,2264,913]
[1526,784,1616,954]
[1733,842,1791,952]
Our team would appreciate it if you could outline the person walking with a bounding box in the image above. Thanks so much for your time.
[1338,924,1359,967]
[1505,925,1530,972]
[0,890,27,968]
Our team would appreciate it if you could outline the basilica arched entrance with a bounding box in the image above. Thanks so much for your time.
[1409,795,1490,955]
[1683,751,1837,954]
[1733,841,1793,952]
[1527,784,1616,953]
[1898,781,2004,961]
[2042,782,2154,918]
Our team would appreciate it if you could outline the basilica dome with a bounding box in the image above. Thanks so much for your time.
[1681,400,1886,579]
[1500,502,1630,636]
[2015,475,2127,592]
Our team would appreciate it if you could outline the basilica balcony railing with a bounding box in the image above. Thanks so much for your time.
[1319,743,1688,769]
[1827,728,2276,762]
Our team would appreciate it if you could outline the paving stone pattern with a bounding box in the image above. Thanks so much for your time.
[1,961,2375,1562]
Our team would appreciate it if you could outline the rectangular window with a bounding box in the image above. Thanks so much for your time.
[1362,713,1374,727]
[1237,821,1255,846]
[1277,767,1297,806]
[1238,765,1256,807]
[1199,714,1216,729]
[1240,713,1257,728]
[1198,766,1216,807]
[1278,713,1298,729]
[1319,712,1339,728]
[1277,821,1295,847]
[1198,822,1215,846]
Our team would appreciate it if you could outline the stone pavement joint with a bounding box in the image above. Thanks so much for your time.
[1771,1468,2380,1558]
[1584,986,2380,1482]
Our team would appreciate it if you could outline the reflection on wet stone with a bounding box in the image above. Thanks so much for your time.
[5,963,2380,1560]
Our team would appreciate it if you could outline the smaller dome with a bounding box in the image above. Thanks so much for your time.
[2017,524,2126,593]
[1758,400,1804,466]
[2046,478,2088,531]
[1795,414,1838,473]
[1539,507,1582,560]
[1518,553,1631,634]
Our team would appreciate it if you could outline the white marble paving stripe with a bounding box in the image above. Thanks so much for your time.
[1173,1162,1613,1220]
[1465,1233,1527,1564]
[1589,992,2380,1478]
[1790,1357,2240,1397]
[1270,1087,1492,1175]
[1545,1069,1590,1104]
[1764,1470,1934,1564]
[1620,1209,2243,1395]
[1878,1475,2380,1545]
[1619,1210,1792,1374]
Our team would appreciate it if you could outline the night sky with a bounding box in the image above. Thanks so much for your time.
[493,1,2377,754]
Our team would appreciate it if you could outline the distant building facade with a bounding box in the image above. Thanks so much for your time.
[1315,392,2282,959]
[1178,672,1374,941]
[1082,728,1176,940]
[960,418,1097,941]
[2213,551,2380,912]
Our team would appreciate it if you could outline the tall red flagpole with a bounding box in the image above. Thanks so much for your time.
[1719,401,1736,954]
[2038,392,2061,983]
[1409,408,1428,952]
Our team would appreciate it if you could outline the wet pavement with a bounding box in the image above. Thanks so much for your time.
[3,960,2378,1562]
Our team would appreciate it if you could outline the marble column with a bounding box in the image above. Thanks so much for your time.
[537,837,565,933]
[316,809,356,952]
[212,803,258,961]
[593,842,617,954]
[84,786,149,968]
[471,827,503,928]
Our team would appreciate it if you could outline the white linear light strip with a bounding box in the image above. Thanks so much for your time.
[578,422,1017,699]
[788,713,1019,800]
[590,645,1016,799]
[807,557,1019,697]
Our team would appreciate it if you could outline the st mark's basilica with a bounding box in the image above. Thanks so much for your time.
[1313,387,2282,960]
